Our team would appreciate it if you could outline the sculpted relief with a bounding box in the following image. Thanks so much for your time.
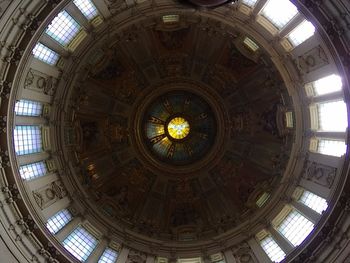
[24,68,58,96]
[302,160,337,188]
[296,45,329,74]
[33,181,68,210]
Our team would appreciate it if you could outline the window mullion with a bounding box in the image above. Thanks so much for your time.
[56,217,81,242]
[86,239,108,263]
[292,200,320,223]
[223,250,236,263]
[252,0,268,16]
[278,13,304,38]
[269,227,294,253]
[66,2,93,31]
[91,0,111,19]
[40,33,69,57]
[116,247,130,263]
[247,238,272,263]
[15,116,47,126]
[314,131,346,140]
[17,152,50,166]
[312,91,345,103]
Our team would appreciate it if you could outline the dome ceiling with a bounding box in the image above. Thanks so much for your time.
[1,0,349,261]
[67,16,294,241]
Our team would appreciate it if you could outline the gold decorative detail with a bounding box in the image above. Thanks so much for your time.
[167,117,190,139]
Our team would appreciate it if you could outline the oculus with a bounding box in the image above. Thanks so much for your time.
[167,117,190,140]
[143,91,217,166]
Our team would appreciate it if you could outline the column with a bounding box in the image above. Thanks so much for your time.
[15,116,47,125]
[116,247,130,263]
[65,2,92,31]
[279,14,304,38]
[292,201,320,223]
[269,227,293,254]
[56,216,82,242]
[315,132,345,140]
[252,0,268,16]
[40,34,69,58]
[86,239,108,263]
[92,0,112,19]
[17,152,50,166]
[247,238,271,263]
[223,249,238,263]
[313,91,344,104]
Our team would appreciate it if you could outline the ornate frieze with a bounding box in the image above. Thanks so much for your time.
[32,180,68,210]
[296,45,329,74]
[24,68,58,96]
[302,160,337,189]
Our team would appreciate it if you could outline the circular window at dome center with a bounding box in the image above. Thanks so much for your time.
[142,90,217,166]
[167,117,190,140]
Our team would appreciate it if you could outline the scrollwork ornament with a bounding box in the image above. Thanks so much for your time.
[0,80,11,99]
